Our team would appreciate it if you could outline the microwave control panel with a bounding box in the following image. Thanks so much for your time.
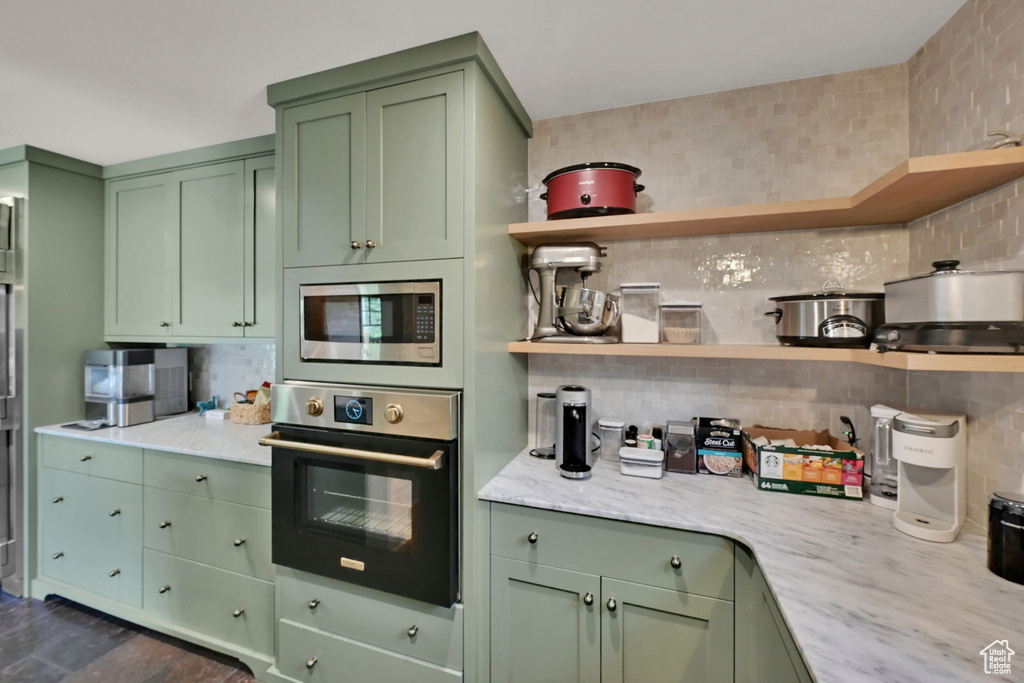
[414,294,436,343]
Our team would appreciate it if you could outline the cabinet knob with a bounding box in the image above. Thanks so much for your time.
[233,537,246,547]
[670,555,682,570]
[79,455,92,462]
[407,625,418,638]
[159,520,171,529]
[158,585,171,594]
[527,532,538,544]
[233,607,245,618]
[232,321,244,327]
[52,551,64,560]
[583,592,594,606]
[308,599,320,610]
[350,241,362,250]
[51,496,63,504]
[306,657,318,670]
[606,598,617,612]
[365,240,377,249]
[195,474,207,482]
[242,322,252,327]
[109,508,121,517]
[159,321,170,327]
[109,569,121,577]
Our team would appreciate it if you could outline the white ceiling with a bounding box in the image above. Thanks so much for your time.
[1,0,966,166]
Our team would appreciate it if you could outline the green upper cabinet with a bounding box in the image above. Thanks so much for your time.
[105,174,176,336]
[281,93,366,267]
[104,138,276,342]
[364,72,464,263]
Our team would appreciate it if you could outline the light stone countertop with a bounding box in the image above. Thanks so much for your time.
[479,450,1024,683]
[35,412,272,466]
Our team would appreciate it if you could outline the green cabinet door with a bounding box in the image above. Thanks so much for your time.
[490,557,600,683]
[170,161,246,337]
[601,577,734,683]
[105,174,174,336]
[281,93,367,267]
[365,71,464,263]
[243,155,276,337]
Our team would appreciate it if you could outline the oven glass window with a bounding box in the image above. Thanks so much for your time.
[302,462,419,554]
[304,293,434,344]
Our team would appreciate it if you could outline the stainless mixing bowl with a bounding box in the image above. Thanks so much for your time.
[557,286,620,336]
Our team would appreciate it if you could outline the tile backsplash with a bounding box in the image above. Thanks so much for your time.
[188,344,276,409]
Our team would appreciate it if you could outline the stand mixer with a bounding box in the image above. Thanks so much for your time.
[530,243,620,343]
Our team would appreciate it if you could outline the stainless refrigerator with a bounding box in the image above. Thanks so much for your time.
[0,198,23,596]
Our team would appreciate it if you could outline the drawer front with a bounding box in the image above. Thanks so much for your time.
[276,568,463,669]
[40,468,143,544]
[143,450,271,509]
[491,503,735,601]
[143,550,274,655]
[40,435,143,484]
[277,619,462,683]
[145,488,272,581]
[40,523,142,607]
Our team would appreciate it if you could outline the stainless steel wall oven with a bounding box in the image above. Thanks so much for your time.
[264,382,460,607]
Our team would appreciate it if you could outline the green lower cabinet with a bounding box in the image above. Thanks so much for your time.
[143,549,274,655]
[41,522,142,608]
[490,557,600,683]
[40,467,143,545]
[143,449,272,509]
[276,619,462,683]
[601,578,734,683]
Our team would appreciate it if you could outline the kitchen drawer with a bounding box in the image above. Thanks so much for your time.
[277,619,462,683]
[40,468,143,544]
[143,549,274,655]
[40,523,142,607]
[40,435,143,484]
[145,488,272,581]
[276,567,463,670]
[143,450,271,509]
[490,503,735,601]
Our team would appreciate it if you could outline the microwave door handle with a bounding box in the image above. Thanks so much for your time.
[258,432,444,470]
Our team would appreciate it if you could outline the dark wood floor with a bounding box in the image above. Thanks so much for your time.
[0,591,255,682]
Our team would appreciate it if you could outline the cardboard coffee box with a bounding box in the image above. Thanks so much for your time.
[694,417,743,477]
[743,425,865,500]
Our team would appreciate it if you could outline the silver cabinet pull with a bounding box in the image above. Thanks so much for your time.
[306,657,318,670]
[583,592,594,606]
[195,474,207,482]
[52,552,64,559]
[527,532,538,544]
[365,240,377,249]
[670,555,682,569]
[233,607,245,618]
[159,585,171,594]
[308,599,320,610]
[242,322,252,327]
[51,496,63,504]
[79,455,92,462]
[233,537,246,547]
[159,321,171,327]
[606,598,617,612]
[109,509,121,517]
[350,241,362,250]
[109,569,121,577]
[232,321,244,327]
[159,520,171,529]
[258,432,444,470]
[407,625,418,638]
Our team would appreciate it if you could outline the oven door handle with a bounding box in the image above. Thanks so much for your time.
[259,432,445,470]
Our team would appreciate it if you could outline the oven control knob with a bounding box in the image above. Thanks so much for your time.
[385,403,404,424]
[306,397,324,417]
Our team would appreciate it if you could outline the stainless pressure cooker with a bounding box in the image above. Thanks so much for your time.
[766,280,885,347]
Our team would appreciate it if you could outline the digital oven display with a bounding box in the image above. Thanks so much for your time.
[334,396,373,425]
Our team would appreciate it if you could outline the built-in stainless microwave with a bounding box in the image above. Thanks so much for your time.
[299,281,441,366]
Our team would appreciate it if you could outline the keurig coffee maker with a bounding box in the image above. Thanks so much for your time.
[555,385,592,479]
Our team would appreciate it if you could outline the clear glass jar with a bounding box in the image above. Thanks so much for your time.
[620,283,660,343]
[531,392,557,459]
[659,302,702,344]
[598,418,625,459]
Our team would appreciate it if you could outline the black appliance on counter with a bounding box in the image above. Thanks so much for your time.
[989,491,1024,587]
[263,382,460,607]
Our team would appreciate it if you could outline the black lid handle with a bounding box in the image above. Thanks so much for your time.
[932,260,960,272]
[634,183,646,195]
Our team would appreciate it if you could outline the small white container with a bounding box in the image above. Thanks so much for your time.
[660,302,702,344]
[619,446,665,478]
[620,283,661,343]
[598,418,626,459]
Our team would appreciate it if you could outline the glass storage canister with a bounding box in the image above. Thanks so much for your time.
[531,392,557,459]
[664,420,697,473]
[620,283,661,343]
[598,418,625,459]
[660,302,702,344]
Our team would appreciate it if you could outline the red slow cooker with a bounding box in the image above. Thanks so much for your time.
[540,162,644,220]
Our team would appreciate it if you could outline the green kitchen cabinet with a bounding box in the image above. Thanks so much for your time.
[601,577,734,683]
[244,155,277,338]
[490,557,600,683]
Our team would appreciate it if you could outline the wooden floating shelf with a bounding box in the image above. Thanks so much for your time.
[507,341,1024,373]
[510,147,1024,245]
